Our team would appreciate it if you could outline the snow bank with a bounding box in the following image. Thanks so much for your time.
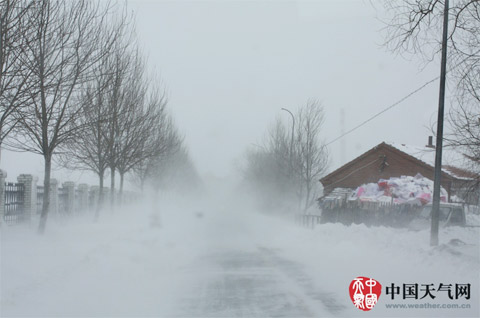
[264,214,479,317]
[0,197,211,317]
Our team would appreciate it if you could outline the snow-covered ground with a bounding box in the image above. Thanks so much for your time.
[1,196,479,317]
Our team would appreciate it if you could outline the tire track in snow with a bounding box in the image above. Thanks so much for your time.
[173,247,347,317]
[258,246,347,316]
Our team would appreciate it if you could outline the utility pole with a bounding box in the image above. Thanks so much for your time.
[431,0,449,246]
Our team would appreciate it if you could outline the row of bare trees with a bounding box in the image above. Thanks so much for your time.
[241,100,329,214]
[0,0,185,232]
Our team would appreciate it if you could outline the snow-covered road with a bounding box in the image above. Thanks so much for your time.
[1,197,479,317]
[163,202,344,317]
[174,247,341,317]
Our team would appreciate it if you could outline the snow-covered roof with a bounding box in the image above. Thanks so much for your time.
[386,142,475,180]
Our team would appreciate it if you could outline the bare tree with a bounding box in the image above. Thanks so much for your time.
[382,1,480,58]
[7,0,116,233]
[293,101,329,210]
[242,100,329,213]
[59,6,133,219]
[381,1,480,102]
[103,42,137,209]
[444,79,480,202]
[66,84,112,220]
[117,102,170,195]
[0,0,34,160]
[60,53,115,220]
[132,113,183,192]
[446,73,480,160]
[114,51,150,198]
[61,21,177,212]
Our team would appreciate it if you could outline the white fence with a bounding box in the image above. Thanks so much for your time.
[0,171,136,225]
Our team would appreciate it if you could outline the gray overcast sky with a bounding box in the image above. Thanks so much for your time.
[2,0,445,184]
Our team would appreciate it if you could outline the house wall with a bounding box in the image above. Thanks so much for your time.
[321,144,453,196]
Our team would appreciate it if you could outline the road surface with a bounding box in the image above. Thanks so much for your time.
[168,210,346,317]
[1,206,346,317]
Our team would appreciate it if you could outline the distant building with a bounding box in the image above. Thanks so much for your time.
[320,139,479,204]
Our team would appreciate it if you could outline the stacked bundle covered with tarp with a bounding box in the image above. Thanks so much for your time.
[351,173,448,206]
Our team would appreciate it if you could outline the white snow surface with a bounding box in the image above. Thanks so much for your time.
[1,196,479,317]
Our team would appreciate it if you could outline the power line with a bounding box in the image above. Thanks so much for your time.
[325,48,480,147]
[325,76,439,146]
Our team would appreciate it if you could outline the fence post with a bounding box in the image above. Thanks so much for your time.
[90,186,99,211]
[50,178,58,216]
[103,187,110,208]
[62,181,75,214]
[78,184,89,212]
[17,174,38,222]
[0,170,6,225]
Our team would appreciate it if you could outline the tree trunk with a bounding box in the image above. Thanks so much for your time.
[140,175,145,192]
[38,154,52,234]
[110,165,115,210]
[140,167,148,192]
[119,172,124,205]
[304,182,311,212]
[95,170,104,221]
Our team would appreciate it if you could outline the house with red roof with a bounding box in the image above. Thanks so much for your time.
[320,138,479,204]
